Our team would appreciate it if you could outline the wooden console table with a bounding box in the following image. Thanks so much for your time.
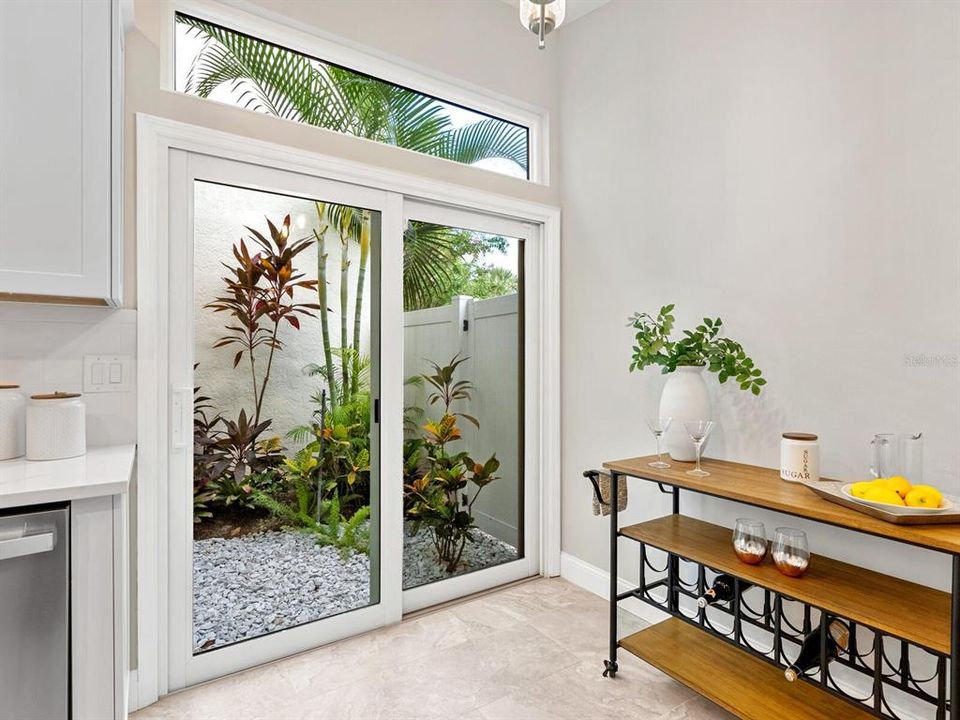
[586,456,960,720]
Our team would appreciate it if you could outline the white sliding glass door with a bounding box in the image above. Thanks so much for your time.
[157,147,544,693]
[401,201,540,613]
[166,150,401,688]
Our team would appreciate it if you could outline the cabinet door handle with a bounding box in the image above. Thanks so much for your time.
[0,532,55,561]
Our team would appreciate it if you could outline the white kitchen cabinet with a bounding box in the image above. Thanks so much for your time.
[0,0,126,305]
[0,446,134,720]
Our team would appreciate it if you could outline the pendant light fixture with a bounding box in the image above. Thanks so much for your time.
[519,0,566,50]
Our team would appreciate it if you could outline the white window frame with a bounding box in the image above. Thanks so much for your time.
[159,0,550,184]
[135,113,560,710]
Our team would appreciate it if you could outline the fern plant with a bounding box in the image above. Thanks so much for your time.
[253,491,370,560]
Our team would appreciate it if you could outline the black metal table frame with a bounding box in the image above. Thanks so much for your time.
[584,468,960,720]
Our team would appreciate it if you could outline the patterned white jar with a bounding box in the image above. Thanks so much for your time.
[26,392,86,461]
[780,432,819,484]
[0,384,26,460]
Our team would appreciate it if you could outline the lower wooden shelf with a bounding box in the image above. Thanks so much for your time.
[621,514,951,654]
[620,618,875,720]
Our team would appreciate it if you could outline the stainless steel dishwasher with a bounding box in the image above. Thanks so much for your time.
[0,505,69,720]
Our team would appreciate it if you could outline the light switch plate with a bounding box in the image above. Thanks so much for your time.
[83,355,133,393]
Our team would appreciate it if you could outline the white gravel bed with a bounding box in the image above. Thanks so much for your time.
[402,520,519,589]
[193,531,370,651]
[192,524,519,650]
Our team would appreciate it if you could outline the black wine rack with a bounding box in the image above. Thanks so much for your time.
[585,469,954,720]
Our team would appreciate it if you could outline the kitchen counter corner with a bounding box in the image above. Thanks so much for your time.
[0,445,135,509]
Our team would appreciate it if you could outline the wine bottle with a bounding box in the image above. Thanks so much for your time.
[784,618,850,682]
[697,574,753,608]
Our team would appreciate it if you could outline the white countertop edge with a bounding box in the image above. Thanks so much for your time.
[0,444,136,510]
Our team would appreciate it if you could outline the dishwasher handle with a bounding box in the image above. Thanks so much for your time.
[0,530,56,561]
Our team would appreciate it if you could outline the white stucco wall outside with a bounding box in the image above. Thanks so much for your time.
[193,181,371,443]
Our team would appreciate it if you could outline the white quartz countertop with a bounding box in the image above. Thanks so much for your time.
[0,445,135,509]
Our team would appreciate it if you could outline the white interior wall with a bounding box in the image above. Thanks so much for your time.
[558,0,960,599]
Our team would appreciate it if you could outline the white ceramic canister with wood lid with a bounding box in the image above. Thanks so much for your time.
[780,432,819,483]
[26,392,86,461]
[0,384,26,460]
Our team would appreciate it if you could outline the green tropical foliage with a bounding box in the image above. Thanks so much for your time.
[403,222,518,311]
[178,14,527,174]
[403,355,501,573]
[254,490,370,559]
[629,304,767,395]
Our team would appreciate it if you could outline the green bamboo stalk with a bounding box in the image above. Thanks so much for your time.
[314,202,337,411]
[338,208,352,404]
[350,211,370,399]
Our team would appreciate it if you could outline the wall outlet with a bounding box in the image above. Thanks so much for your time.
[83,355,133,393]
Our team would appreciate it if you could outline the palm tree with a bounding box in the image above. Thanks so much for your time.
[179,15,528,173]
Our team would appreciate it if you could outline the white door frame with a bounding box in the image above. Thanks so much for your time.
[135,113,560,709]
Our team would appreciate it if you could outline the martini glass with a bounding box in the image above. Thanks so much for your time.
[683,420,715,477]
[646,417,673,469]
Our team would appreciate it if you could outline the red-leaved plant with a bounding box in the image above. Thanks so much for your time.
[205,214,321,425]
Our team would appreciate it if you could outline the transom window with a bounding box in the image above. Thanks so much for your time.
[174,13,530,179]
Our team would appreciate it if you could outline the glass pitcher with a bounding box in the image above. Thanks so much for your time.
[870,433,923,483]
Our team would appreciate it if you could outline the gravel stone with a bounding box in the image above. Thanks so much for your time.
[192,523,519,651]
[401,520,519,590]
[192,531,370,651]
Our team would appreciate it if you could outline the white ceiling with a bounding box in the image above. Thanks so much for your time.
[499,0,613,25]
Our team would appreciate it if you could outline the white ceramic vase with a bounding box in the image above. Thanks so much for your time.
[659,366,712,461]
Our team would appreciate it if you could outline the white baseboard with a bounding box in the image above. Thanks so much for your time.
[126,669,138,715]
[559,551,668,626]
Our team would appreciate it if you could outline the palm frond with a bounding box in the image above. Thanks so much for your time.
[180,15,350,128]
[178,15,528,176]
[433,119,528,173]
[403,222,458,311]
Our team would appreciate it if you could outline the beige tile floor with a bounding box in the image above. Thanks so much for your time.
[132,578,734,720]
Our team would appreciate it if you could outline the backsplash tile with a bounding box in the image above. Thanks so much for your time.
[0,303,137,447]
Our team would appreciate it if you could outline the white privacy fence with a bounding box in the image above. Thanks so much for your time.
[404,294,521,548]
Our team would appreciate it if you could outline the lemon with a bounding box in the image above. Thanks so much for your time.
[905,485,943,509]
[850,481,874,499]
[880,476,912,499]
[863,486,906,506]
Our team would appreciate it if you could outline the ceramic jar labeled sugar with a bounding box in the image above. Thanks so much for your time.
[0,384,26,460]
[780,432,819,484]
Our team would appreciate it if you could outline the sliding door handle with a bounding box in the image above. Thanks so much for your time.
[171,386,192,449]
[0,531,55,561]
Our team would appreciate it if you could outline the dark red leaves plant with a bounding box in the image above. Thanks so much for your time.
[205,214,321,425]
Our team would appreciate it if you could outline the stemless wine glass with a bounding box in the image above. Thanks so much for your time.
[683,420,715,477]
[773,527,810,577]
[646,417,673,469]
[733,519,767,565]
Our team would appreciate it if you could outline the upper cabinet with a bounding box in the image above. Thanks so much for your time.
[0,0,128,306]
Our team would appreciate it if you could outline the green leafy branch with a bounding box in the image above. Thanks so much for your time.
[628,304,767,395]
